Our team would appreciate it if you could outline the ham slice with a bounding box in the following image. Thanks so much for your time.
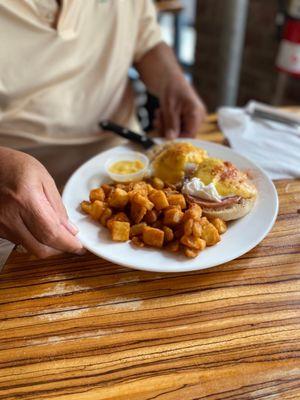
[186,194,241,209]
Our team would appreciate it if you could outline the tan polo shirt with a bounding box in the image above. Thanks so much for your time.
[0,0,162,149]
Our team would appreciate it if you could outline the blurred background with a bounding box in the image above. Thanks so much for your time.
[135,0,300,130]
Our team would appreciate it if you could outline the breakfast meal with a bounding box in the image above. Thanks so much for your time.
[151,142,257,221]
[80,141,257,259]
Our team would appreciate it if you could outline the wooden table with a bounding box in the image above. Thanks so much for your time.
[1,115,300,399]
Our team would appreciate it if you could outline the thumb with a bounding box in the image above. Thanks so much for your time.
[43,176,78,236]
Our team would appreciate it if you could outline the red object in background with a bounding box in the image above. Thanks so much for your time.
[276,18,300,78]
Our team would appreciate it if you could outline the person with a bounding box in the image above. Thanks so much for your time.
[0,0,206,260]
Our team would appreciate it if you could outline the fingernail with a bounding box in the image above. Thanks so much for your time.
[16,245,28,254]
[75,248,86,256]
[66,220,79,235]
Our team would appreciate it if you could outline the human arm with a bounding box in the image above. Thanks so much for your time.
[135,42,206,139]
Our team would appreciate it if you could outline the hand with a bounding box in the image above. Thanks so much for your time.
[154,73,206,139]
[0,147,84,258]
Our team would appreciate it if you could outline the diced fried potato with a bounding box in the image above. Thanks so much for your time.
[111,221,130,242]
[163,226,174,243]
[152,220,164,230]
[152,177,164,190]
[184,247,200,258]
[131,236,145,248]
[165,240,180,252]
[108,188,129,209]
[183,203,202,221]
[163,187,179,197]
[201,223,220,246]
[107,212,130,230]
[132,182,148,197]
[89,200,106,221]
[100,207,113,226]
[128,190,138,201]
[144,210,158,224]
[142,226,164,248]
[174,224,184,239]
[165,204,182,211]
[81,200,92,214]
[132,193,154,211]
[147,184,155,194]
[83,178,223,257]
[116,183,129,191]
[165,183,178,190]
[192,221,202,238]
[183,218,202,239]
[163,208,184,226]
[101,184,113,198]
[149,190,169,211]
[184,218,194,236]
[200,216,209,225]
[114,212,130,222]
[89,188,105,202]
[131,204,147,224]
[210,218,227,234]
[167,194,186,209]
[106,218,115,231]
[180,235,206,251]
[130,222,147,237]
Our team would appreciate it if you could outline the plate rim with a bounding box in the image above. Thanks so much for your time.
[63,139,279,273]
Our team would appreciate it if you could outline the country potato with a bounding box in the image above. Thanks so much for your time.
[163,207,184,226]
[111,221,130,242]
[210,218,227,234]
[201,223,220,246]
[89,188,105,202]
[167,194,186,209]
[149,190,169,211]
[108,188,129,209]
[142,226,164,248]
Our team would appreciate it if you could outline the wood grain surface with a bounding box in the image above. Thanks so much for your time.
[1,179,300,400]
[1,111,300,399]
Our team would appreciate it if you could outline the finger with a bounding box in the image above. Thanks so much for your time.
[181,105,206,138]
[162,100,180,139]
[22,195,85,255]
[5,216,62,259]
[43,177,78,235]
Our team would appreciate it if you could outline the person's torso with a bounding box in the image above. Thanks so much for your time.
[0,0,142,147]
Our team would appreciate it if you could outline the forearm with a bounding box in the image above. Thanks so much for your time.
[135,42,184,98]
[135,42,206,138]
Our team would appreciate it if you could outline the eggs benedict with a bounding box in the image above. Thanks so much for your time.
[150,142,257,221]
[151,142,207,184]
[184,158,257,221]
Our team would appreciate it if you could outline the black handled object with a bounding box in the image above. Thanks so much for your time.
[99,120,155,150]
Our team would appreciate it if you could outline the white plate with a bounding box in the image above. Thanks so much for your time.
[63,139,278,273]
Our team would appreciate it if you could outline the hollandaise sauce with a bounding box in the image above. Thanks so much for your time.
[109,159,145,175]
